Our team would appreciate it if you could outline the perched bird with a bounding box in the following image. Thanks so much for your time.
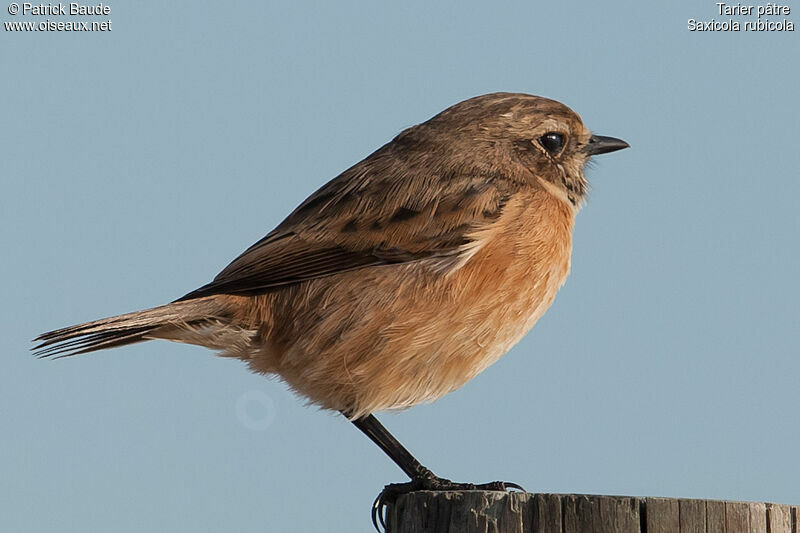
[34,92,628,517]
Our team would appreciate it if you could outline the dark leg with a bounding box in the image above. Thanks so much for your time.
[349,413,433,480]
[345,413,525,531]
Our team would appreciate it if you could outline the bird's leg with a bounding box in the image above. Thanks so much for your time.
[349,413,433,480]
[346,413,525,531]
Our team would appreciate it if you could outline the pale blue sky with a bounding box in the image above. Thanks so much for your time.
[2,2,798,532]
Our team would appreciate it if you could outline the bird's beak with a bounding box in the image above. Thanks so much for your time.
[582,135,630,156]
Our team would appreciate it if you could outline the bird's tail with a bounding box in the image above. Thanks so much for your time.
[32,296,239,359]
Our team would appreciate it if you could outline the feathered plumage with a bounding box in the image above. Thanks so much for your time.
[34,92,628,419]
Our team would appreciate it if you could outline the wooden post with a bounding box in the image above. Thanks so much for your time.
[385,492,799,533]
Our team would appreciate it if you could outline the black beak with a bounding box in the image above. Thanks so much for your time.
[583,135,630,156]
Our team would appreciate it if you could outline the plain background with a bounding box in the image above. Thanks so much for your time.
[2,2,798,531]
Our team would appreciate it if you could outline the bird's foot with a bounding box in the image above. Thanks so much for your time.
[370,471,525,531]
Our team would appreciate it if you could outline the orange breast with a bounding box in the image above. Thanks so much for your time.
[254,189,575,417]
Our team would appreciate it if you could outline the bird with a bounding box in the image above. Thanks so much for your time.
[34,92,628,523]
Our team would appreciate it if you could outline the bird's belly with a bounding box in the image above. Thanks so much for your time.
[374,241,571,413]
[259,192,574,417]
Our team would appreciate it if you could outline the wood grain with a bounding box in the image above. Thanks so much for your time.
[386,492,800,533]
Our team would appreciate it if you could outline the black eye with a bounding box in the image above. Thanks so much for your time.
[538,132,565,155]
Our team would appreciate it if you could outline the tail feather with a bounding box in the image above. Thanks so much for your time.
[33,297,234,359]
[34,326,157,359]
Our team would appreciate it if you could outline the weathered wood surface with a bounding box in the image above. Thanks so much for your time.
[386,492,799,533]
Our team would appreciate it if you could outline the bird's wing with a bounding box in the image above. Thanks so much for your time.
[178,161,512,301]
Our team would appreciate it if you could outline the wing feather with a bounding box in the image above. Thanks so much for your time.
[178,141,514,301]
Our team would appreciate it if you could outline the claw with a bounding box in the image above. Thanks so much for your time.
[371,490,386,532]
[370,481,413,532]
[502,481,527,492]
[473,480,527,493]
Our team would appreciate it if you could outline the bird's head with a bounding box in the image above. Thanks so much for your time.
[401,92,629,207]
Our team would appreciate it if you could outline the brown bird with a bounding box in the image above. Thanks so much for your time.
[34,92,628,520]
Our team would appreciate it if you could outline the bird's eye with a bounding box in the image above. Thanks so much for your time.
[538,132,565,155]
